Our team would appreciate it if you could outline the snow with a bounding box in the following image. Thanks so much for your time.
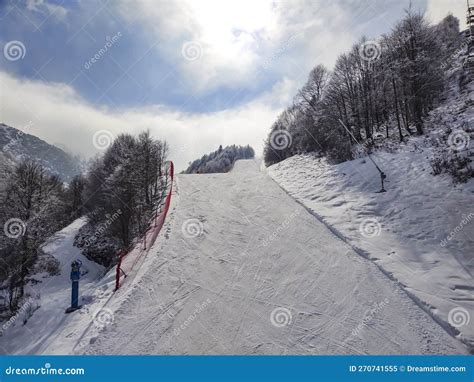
[3,159,470,355]
[0,181,177,355]
[267,151,474,350]
[65,160,466,354]
[0,218,106,354]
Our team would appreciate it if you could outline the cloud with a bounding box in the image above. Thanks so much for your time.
[0,71,297,171]
[116,0,363,93]
[2,0,460,174]
[26,0,68,21]
[117,0,274,91]
[425,0,467,28]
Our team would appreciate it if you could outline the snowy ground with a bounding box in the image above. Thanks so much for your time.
[268,151,474,350]
[0,182,178,354]
[62,160,467,355]
[0,218,106,354]
[3,159,469,355]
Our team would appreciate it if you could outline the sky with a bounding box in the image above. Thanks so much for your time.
[0,0,467,171]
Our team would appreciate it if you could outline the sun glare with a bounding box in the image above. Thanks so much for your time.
[186,0,277,59]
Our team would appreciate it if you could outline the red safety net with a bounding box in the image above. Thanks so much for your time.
[115,161,174,290]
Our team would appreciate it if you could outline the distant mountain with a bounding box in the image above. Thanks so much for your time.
[184,144,255,174]
[0,123,82,182]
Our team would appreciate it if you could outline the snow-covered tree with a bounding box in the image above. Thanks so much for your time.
[184,145,255,174]
[263,10,463,166]
[0,160,69,310]
[78,131,168,266]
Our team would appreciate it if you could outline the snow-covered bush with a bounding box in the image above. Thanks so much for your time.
[430,150,474,183]
[33,249,60,277]
[74,222,122,268]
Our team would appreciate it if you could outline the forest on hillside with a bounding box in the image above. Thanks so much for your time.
[263,10,466,166]
[0,131,168,313]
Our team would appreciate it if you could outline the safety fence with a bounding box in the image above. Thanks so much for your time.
[115,161,174,290]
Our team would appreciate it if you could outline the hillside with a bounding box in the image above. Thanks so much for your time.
[263,14,469,174]
[266,50,474,349]
[184,145,255,174]
[7,160,467,355]
[0,151,16,201]
[0,123,82,182]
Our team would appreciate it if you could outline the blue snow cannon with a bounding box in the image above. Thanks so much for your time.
[66,259,82,313]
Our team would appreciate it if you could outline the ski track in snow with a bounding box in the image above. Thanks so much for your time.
[79,160,466,355]
[267,151,474,349]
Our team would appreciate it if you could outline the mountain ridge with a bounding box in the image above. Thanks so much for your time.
[0,123,82,182]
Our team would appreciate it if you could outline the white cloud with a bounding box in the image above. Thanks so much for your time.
[0,71,296,171]
[117,0,357,92]
[3,1,464,174]
[26,0,68,21]
[425,0,467,28]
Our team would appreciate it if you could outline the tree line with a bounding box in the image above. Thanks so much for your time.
[76,131,168,267]
[0,160,75,311]
[264,11,462,166]
[184,144,255,174]
[0,131,168,314]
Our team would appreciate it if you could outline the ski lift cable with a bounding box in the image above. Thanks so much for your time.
[338,119,387,192]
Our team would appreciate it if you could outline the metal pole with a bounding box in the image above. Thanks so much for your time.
[338,119,387,192]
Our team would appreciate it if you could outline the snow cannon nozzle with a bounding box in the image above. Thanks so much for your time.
[71,259,82,272]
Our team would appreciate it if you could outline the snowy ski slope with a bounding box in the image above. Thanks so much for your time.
[78,160,467,355]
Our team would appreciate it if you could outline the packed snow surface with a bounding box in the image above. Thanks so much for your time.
[268,152,474,349]
[4,159,469,354]
[71,160,466,355]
